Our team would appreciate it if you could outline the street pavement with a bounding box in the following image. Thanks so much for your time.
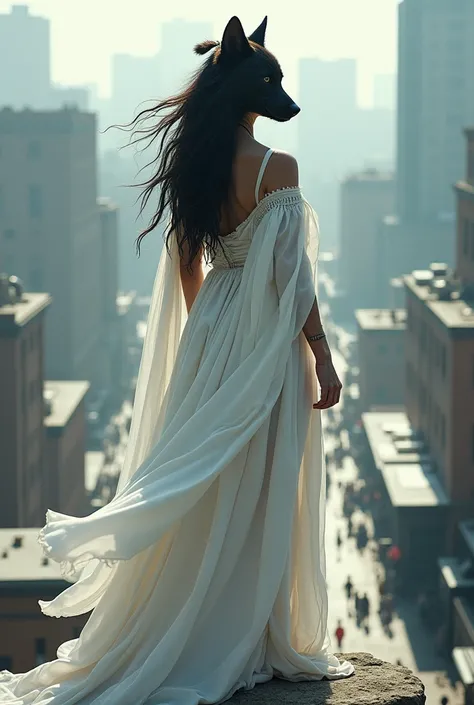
[323,339,464,705]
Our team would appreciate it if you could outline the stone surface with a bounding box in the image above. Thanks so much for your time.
[228,652,426,705]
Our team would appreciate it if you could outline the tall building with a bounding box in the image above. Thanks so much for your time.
[0,276,51,527]
[404,127,474,526]
[338,169,394,308]
[0,5,51,110]
[355,309,406,410]
[397,0,474,222]
[0,106,105,391]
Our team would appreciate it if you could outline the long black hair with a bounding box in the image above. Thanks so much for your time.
[109,16,298,271]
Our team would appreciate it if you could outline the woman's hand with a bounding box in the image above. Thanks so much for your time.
[313,356,343,410]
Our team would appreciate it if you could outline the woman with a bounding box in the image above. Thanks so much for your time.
[0,15,354,705]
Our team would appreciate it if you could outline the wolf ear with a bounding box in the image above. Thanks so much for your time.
[220,16,253,62]
[248,16,267,47]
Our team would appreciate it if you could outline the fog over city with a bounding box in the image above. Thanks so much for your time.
[0,2,474,704]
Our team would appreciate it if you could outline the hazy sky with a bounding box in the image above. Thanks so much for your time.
[0,0,399,106]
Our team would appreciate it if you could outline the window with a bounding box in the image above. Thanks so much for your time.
[27,141,41,160]
[378,343,387,354]
[472,424,474,464]
[3,228,15,239]
[440,414,446,450]
[28,185,42,217]
[471,223,474,261]
[0,185,3,216]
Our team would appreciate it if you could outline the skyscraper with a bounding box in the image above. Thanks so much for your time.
[0,106,105,390]
[0,5,51,109]
[396,0,474,222]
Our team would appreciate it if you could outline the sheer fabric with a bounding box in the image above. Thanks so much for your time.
[0,188,354,704]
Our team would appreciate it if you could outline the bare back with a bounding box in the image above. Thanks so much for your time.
[219,140,274,238]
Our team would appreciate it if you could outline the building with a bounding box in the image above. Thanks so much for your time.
[404,264,474,517]
[362,410,449,595]
[338,169,395,309]
[43,380,90,518]
[0,528,88,673]
[374,0,474,305]
[0,106,106,392]
[98,197,121,405]
[397,0,474,222]
[0,276,51,528]
[455,127,474,291]
[355,308,406,410]
[0,5,51,110]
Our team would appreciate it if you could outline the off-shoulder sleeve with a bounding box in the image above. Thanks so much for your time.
[272,199,319,335]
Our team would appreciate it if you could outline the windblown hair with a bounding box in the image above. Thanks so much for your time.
[111,40,251,272]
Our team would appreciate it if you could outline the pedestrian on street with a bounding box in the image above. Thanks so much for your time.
[361,592,370,625]
[347,514,353,538]
[335,620,345,649]
[344,575,353,600]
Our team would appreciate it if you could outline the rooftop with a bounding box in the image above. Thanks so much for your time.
[362,410,449,508]
[0,528,64,584]
[404,265,474,331]
[0,291,51,332]
[355,308,406,331]
[44,380,90,431]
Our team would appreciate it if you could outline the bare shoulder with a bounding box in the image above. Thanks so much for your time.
[264,150,299,193]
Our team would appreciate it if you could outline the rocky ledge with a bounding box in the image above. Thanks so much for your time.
[229,652,425,705]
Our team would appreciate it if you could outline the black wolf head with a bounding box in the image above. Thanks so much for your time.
[194,16,300,123]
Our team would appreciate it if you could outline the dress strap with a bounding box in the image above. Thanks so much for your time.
[254,148,274,205]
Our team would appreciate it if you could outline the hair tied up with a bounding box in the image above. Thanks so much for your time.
[193,39,220,55]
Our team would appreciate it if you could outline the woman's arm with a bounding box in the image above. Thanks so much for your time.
[179,240,204,314]
[264,151,342,409]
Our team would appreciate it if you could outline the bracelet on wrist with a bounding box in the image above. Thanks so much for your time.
[306,331,326,342]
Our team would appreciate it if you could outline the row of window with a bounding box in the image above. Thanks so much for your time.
[0,184,43,220]
[0,141,42,160]
[407,363,447,450]
[407,309,447,379]
[462,218,474,261]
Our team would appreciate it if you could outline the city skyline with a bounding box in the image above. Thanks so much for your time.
[0,0,399,106]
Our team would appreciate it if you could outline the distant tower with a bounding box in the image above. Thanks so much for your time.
[396,0,474,222]
[0,106,105,389]
[0,5,51,109]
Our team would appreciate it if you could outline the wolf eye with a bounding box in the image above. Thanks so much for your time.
[263,76,271,83]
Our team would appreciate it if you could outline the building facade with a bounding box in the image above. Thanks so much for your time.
[397,0,474,222]
[338,170,395,309]
[355,309,406,411]
[43,380,90,517]
[0,106,105,391]
[0,5,51,110]
[0,278,51,528]
[0,529,88,673]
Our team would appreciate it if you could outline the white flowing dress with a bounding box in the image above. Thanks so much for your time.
[0,148,354,704]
